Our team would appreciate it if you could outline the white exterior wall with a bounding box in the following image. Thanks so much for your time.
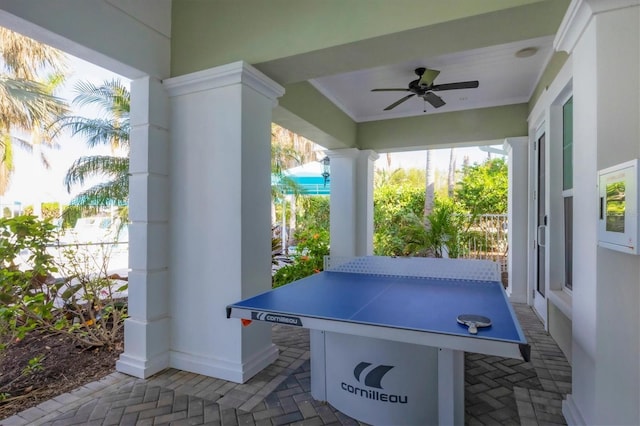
[592,7,640,424]
[0,0,170,79]
[556,2,640,424]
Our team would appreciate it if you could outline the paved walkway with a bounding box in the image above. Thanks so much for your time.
[1,304,571,426]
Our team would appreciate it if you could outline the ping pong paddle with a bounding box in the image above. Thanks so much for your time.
[457,314,491,334]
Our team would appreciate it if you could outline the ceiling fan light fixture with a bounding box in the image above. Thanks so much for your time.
[515,47,538,58]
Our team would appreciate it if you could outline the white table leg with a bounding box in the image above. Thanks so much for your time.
[438,348,465,426]
[310,329,327,401]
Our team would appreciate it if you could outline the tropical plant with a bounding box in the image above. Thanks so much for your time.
[271,123,317,200]
[400,197,468,258]
[54,79,130,214]
[424,149,435,218]
[0,215,127,348]
[455,158,508,215]
[373,183,424,256]
[0,27,68,195]
[297,195,330,231]
[272,226,329,288]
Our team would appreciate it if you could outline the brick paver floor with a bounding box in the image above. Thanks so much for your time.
[1,303,571,426]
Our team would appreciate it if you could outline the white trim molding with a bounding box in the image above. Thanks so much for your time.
[555,0,640,53]
[164,60,285,102]
[563,394,588,425]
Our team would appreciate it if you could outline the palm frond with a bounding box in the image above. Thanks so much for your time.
[67,175,129,208]
[0,76,68,129]
[0,27,68,80]
[64,155,129,192]
[0,133,13,194]
[72,79,130,116]
[52,115,129,148]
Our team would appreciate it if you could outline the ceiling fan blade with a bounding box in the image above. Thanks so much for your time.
[423,92,445,108]
[372,88,410,92]
[418,68,440,87]
[384,94,415,111]
[431,81,479,91]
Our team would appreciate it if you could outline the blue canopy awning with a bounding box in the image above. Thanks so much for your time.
[272,161,330,195]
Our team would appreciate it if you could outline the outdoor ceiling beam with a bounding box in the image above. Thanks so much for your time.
[356,104,529,152]
[275,81,358,150]
[254,1,570,85]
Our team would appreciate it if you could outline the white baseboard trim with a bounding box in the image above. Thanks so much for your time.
[169,343,279,383]
[507,292,528,304]
[116,352,170,379]
[563,394,586,425]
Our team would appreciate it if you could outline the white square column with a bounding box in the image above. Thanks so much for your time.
[328,149,379,258]
[504,137,528,304]
[163,62,284,383]
[117,77,172,378]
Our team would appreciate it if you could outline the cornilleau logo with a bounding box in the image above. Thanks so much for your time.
[354,362,393,388]
[341,362,408,404]
[251,311,302,326]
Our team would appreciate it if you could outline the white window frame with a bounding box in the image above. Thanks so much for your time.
[528,58,573,320]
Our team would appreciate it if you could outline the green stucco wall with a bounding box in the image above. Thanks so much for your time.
[275,82,357,149]
[171,0,555,77]
[357,104,529,151]
[529,51,570,113]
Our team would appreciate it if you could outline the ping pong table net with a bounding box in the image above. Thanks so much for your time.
[324,256,501,282]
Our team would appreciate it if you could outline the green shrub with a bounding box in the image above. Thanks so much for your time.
[373,184,424,256]
[0,215,127,348]
[400,198,468,258]
[272,227,329,288]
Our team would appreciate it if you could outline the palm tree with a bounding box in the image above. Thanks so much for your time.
[447,148,456,198]
[424,150,434,219]
[270,124,320,252]
[55,79,130,214]
[0,27,68,195]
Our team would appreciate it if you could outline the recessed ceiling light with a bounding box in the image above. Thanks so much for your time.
[515,47,538,58]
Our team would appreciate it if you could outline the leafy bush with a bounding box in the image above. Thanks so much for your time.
[456,158,507,215]
[41,203,61,222]
[0,215,127,348]
[297,196,329,230]
[0,215,60,339]
[272,227,329,288]
[400,198,468,258]
[373,184,424,256]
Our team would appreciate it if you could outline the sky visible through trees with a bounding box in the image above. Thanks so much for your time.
[0,55,129,208]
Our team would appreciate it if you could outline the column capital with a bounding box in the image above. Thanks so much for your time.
[326,148,379,162]
[554,0,639,53]
[164,60,285,102]
[504,137,528,151]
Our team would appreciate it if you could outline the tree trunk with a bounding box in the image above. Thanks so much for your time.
[424,150,434,221]
[448,148,456,198]
[289,196,297,247]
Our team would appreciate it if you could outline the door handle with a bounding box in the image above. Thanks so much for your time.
[537,225,546,247]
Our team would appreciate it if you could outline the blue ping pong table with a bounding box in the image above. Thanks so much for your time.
[227,256,529,426]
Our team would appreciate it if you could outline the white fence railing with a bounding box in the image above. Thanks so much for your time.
[457,214,508,272]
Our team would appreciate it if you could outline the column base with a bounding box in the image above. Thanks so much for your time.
[116,316,171,378]
[563,394,586,425]
[169,343,279,383]
[116,352,169,379]
[507,290,528,304]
